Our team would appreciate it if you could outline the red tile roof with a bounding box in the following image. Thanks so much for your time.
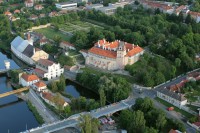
[193,122,200,127]
[34,68,46,76]
[169,129,178,133]
[42,92,53,101]
[175,5,185,12]
[14,9,20,13]
[34,81,46,88]
[21,73,39,82]
[37,59,54,66]
[88,47,117,58]
[4,11,12,16]
[189,11,200,17]
[126,46,144,57]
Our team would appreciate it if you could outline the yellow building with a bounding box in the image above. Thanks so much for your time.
[80,39,144,70]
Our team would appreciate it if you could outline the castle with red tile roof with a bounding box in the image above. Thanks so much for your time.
[81,39,144,70]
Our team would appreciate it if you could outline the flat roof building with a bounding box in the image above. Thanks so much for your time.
[55,2,77,10]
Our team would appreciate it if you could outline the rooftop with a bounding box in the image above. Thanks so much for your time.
[21,73,39,82]
[34,81,46,88]
[37,59,54,66]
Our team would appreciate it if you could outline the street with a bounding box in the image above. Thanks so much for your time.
[27,89,59,123]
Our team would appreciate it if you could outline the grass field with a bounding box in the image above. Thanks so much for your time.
[59,21,103,33]
[35,27,71,41]
[155,97,194,118]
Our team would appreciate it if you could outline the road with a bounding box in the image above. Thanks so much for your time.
[132,87,197,133]
[28,89,59,123]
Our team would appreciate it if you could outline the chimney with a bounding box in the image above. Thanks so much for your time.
[27,33,31,40]
[98,40,100,47]
[133,44,134,48]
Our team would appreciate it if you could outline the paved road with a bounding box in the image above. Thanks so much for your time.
[23,98,135,133]
[28,89,58,123]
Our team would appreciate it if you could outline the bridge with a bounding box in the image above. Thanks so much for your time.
[0,87,29,98]
[22,98,135,133]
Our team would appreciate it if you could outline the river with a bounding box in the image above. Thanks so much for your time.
[0,50,98,133]
[0,51,39,133]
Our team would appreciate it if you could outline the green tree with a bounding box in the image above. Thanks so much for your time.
[51,81,58,92]
[99,88,106,107]
[57,74,66,91]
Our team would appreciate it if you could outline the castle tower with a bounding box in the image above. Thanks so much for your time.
[116,41,126,69]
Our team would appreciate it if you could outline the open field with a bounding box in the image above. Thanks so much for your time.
[59,21,103,33]
[155,97,194,118]
[35,27,71,41]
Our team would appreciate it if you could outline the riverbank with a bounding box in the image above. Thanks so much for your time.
[27,101,45,124]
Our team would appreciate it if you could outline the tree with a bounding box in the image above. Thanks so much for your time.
[175,58,181,67]
[144,127,158,133]
[128,110,146,133]
[71,31,88,50]
[99,88,106,107]
[64,105,71,115]
[119,110,133,129]
[53,35,62,46]
[79,114,99,133]
[51,81,58,92]
[133,97,154,112]
[57,74,66,91]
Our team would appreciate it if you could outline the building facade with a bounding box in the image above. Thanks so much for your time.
[81,39,144,70]
[34,59,64,80]
[55,2,77,10]
[156,87,187,108]
[33,81,47,92]
[11,36,49,65]
[20,73,40,87]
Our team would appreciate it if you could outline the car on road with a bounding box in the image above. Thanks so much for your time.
[167,107,174,111]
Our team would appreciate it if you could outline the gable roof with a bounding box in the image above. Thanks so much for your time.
[37,59,54,66]
[126,46,144,57]
[11,36,30,52]
[21,73,39,82]
[34,81,46,88]
[88,47,117,58]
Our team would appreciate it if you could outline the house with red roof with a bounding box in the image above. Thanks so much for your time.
[25,0,34,7]
[33,81,47,92]
[34,5,44,10]
[188,11,200,23]
[81,39,144,70]
[14,9,21,14]
[20,73,40,87]
[4,11,12,16]
[168,129,182,133]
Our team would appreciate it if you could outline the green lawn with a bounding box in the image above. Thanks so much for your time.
[155,97,194,118]
[67,49,80,56]
[35,27,71,41]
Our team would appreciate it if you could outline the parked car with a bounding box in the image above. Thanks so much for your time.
[167,107,174,111]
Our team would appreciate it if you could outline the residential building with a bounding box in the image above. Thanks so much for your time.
[41,92,68,108]
[156,87,187,108]
[169,129,182,133]
[96,6,117,15]
[29,15,38,20]
[189,11,200,23]
[20,73,40,87]
[34,5,44,10]
[175,5,186,15]
[60,41,76,50]
[39,13,46,18]
[11,36,49,65]
[81,39,144,70]
[14,9,21,14]
[25,0,34,7]
[34,59,64,80]
[49,11,58,17]
[4,11,12,16]
[33,81,47,92]
[55,2,77,10]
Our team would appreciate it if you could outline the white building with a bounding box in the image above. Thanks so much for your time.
[156,87,187,108]
[34,59,64,80]
[33,81,47,92]
[11,36,49,65]
[20,73,40,87]
[60,41,76,50]
[55,2,77,10]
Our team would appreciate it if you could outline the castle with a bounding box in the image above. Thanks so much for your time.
[80,39,144,70]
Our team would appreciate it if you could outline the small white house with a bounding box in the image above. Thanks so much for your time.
[60,41,76,50]
[20,73,39,87]
[33,81,47,92]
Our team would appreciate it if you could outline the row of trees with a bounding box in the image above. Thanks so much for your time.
[76,70,131,103]
[119,98,186,133]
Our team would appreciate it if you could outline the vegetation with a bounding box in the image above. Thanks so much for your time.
[79,114,100,133]
[119,98,186,133]
[9,70,23,84]
[27,101,44,124]
[76,70,131,103]
[190,1,200,12]
[57,54,74,66]
[181,80,200,103]
[125,53,175,86]
[49,74,66,92]
[42,44,58,54]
